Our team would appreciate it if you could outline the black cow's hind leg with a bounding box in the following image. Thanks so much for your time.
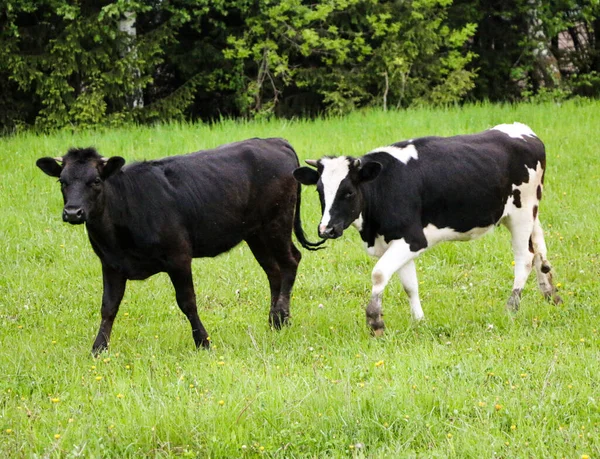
[270,240,301,329]
[92,265,127,356]
[168,264,210,349]
[246,235,286,328]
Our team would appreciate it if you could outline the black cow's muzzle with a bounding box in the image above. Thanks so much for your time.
[62,206,86,224]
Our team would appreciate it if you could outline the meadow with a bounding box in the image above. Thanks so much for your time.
[0,101,599,458]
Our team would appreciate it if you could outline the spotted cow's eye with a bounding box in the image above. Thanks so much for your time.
[344,191,355,199]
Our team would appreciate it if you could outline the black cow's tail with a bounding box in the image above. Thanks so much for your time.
[294,182,326,251]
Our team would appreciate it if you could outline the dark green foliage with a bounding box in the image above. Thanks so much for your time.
[0,0,599,131]
[221,0,477,117]
[0,0,476,130]
[448,0,600,102]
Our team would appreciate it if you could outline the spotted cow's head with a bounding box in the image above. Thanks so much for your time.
[36,148,125,224]
[293,157,382,239]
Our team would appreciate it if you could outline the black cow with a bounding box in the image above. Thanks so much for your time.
[294,123,562,335]
[37,138,323,354]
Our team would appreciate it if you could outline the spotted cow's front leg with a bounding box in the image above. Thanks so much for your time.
[367,239,424,335]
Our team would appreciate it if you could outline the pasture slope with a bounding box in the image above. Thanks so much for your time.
[0,101,598,458]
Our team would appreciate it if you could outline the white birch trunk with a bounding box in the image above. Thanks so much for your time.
[118,11,143,109]
[527,0,561,88]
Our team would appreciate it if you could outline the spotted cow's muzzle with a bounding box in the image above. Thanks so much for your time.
[318,223,343,239]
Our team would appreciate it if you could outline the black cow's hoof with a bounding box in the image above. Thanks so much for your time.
[269,311,290,330]
[91,344,108,357]
[195,336,210,350]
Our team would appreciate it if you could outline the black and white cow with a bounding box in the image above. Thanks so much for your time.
[294,123,562,334]
[37,138,323,354]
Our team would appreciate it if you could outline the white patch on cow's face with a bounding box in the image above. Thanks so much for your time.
[423,224,495,246]
[368,144,419,164]
[491,122,537,140]
[319,157,350,230]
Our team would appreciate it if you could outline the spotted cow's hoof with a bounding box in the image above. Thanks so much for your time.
[506,289,522,313]
[373,328,385,337]
[552,294,563,305]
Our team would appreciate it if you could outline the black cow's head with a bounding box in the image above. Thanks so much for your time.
[293,156,381,239]
[36,148,125,224]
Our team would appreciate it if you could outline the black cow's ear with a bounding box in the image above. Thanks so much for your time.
[36,157,63,177]
[100,156,126,179]
[358,161,382,183]
[293,167,320,185]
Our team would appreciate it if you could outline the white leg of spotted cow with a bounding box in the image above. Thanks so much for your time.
[367,239,424,335]
[505,214,535,312]
[531,219,562,304]
[397,260,424,321]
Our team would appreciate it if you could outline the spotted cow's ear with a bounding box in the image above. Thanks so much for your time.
[100,156,126,180]
[293,166,320,185]
[36,157,63,177]
[357,161,382,183]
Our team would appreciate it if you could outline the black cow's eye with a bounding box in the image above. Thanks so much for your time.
[93,177,102,185]
[344,191,355,199]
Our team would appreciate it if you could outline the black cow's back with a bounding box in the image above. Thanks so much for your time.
[97,138,299,275]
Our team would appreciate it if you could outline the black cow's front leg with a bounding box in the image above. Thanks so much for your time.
[168,265,210,349]
[92,265,127,356]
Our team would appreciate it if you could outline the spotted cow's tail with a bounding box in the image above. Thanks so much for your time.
[294,182,326,251]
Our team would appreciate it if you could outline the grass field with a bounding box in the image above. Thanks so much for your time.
[1,100,599,457]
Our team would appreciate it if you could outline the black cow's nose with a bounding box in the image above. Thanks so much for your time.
[63,207,85,224]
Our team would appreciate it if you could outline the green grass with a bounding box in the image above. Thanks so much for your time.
[1,100,599,457]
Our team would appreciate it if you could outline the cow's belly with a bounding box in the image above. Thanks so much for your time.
[104,257,163,280]
[365,235,390,258]
[192,239,243,258]
[364,224,494,258]
[423,223,495,246]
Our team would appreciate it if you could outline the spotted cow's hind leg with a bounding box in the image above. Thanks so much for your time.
[504,212,536,313]
[397,260,424,321]
[531,218,562,304]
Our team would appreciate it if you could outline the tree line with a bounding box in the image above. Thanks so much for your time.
[1,0,599,132]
